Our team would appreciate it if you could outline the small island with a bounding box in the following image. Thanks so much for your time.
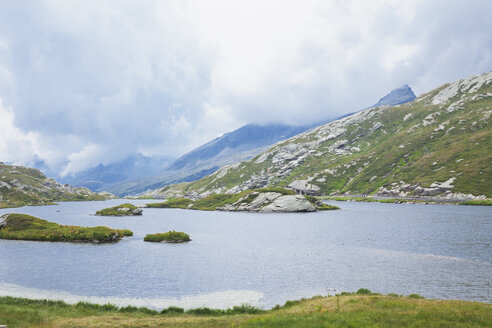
[147,188,339,212]
[95,203,143,216]
[144,230,191,243]
[0,213,133,243]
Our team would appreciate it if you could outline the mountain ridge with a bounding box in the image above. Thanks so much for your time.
[155,71,491,200]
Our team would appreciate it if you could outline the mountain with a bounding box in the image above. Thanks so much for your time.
[156,71,492,200]
[370,84,416,108]
[58,154,174,192]
[80,85,417,196]
[109,123,317,196]
[0,163,114,208]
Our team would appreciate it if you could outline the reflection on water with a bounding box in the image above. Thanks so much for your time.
[0,199,491,308]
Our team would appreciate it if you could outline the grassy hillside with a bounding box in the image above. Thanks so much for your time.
[0,291,490,327]
[0,163,114,208]
[158,71,492,199]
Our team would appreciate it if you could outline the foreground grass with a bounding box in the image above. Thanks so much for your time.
[0,213,133,243]
[144,230,191,243]
[0,290,491,328]
[95,203,142,216]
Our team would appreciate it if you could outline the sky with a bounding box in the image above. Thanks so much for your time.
[0,0,491,176]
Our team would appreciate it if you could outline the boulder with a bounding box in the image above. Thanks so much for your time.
[260,195,316,212]
[0,213,9,229]
[132,208,143,215]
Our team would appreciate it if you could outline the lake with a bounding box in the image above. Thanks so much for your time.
[0,200,491,309]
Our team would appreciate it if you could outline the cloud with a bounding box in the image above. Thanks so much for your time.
[0,0,491,174]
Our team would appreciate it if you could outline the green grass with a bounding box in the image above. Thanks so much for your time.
[95,203,141,216]
[143,230,191,243]
[459,199,492,206]
[0,213,133,243]
[0,292,490,328]
[146,197,194,209]
[304,195,339,210]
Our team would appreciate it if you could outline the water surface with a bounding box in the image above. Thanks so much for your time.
[0,200,490,309]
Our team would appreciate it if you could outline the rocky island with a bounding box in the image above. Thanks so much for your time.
[0,213,133,243]
[144,230,191,243]
[95,203,143,216]
[147,188,338,212]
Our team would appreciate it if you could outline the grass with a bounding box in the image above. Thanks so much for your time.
[144,230,191,243]
[0,292,491,328]
[304,195,339,210]
[146,197,194,209]
[0,213,133,243]
[95,203,141,216]
[459,199,492,206]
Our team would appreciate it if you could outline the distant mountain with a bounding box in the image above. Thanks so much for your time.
[109,123,317,195]
[0,163,113,208]
[58,154,174,193]
[156,71,491,200]
[370,84,416,108]
[110,84,418,196]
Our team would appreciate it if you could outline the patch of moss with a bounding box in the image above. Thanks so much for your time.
[0,213,132,243]
[95,203,141,216]
[144,230,190,243]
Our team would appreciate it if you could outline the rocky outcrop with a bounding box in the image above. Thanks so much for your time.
[217,191,317,212]
[260,195,316,212]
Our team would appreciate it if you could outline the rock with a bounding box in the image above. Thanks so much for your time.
[0,213,9,229]
[132,208,143,215]
[260,195,316,212]
[117,207,130,212]
[288,180,321,195]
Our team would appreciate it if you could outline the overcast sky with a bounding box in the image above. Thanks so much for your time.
[0,0,491,175]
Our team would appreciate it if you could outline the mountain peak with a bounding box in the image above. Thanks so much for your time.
[372,85,416,108]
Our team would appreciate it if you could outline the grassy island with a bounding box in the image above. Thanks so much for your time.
[0,289,491,327]
[95,203,143,216]
[147,188,339,212]
[0,213,133,243]
[144,230,191,243]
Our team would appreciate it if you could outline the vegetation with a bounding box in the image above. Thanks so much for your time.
[0,163,113,209]
[95,203,142,216]
[0,291,491,327]
[144,230,191,243]
[0,213,133,243]
[159,73,492,200]
[147,188,338,212]
[146,197,194,209]
[304,196,339,210]
[459,199,492,206]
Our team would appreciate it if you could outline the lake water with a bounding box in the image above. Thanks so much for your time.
[0,200,491,309]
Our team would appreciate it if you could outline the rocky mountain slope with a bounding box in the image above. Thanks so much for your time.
[109,123,317,196]
[110,86,417,196]
[0,163,113,208]
[156,71,492,200]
